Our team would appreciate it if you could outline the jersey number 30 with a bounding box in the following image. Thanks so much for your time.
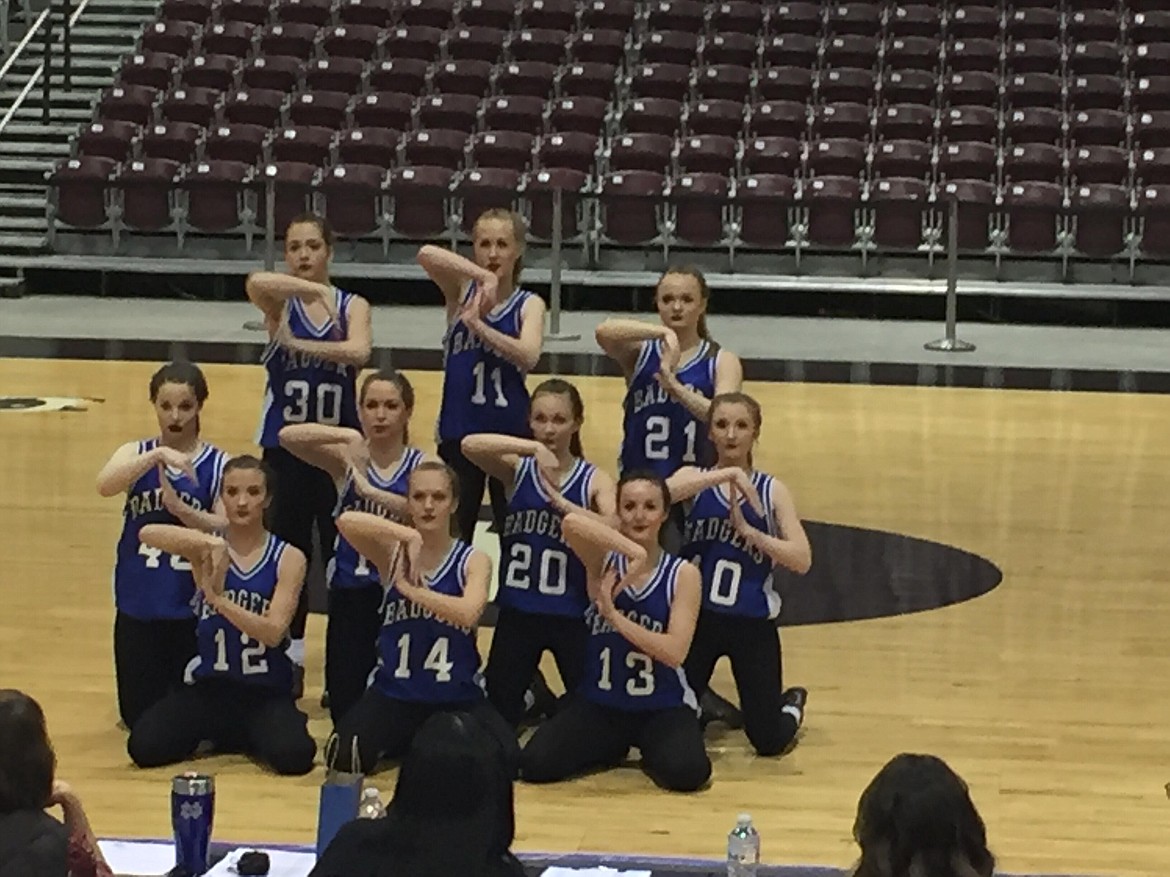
[283,380,343,425]
[644,416,698,463]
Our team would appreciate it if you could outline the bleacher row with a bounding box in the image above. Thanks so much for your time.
[46,0,1170,260]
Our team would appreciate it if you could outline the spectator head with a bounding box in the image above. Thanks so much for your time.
[852,753,995,877]
[0,690,56,814]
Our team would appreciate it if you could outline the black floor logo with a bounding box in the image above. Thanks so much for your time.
[0,396,102,413]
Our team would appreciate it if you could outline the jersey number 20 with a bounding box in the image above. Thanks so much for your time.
[644,416,698,463]
[504,544,568,595]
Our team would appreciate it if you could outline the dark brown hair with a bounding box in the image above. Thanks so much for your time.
[223,454,274,495]
[0,690,56,813]
[656,265,712,341]
[531,378,585,457]
[149,361,209,405]
[360,369,416,444]
[285,211,335,249]
[852,754,995,877]
[617,470,671,510]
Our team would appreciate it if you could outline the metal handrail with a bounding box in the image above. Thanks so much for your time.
[0,7,51,84]
[0,0,89,138]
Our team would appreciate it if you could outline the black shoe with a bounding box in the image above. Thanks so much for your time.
[521,670,558,726]
[699,689,744,730]
[782,686,808,726]
[320,689,330,710]
[292,664,305,700]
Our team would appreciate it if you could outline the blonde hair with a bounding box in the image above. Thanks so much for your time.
[473,208,527,287]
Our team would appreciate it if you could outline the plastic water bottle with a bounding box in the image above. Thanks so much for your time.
[357,787,385,819]
[727,813,760,876]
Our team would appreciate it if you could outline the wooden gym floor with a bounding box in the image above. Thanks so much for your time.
[1,357,1168,876]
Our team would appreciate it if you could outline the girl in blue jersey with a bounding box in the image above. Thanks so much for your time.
[668,392,813,757]
[279,369,426,726]
[595,266,743,482]
[332,461,517,774]
[596,266,747,728]
[246,212,373,690]
[418,208,547,544]
[127,456,316,775]
[96,361,230,729]
[520,473,711,793]
[462,378,618,727]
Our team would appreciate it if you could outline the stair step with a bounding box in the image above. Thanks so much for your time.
[0,233,49,252]
[0,158,59,172]
[1,124,77,137]
[0,141,72,156]
[0,193,53,216]
[0,216,48,231]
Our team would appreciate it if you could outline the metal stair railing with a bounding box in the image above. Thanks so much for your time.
[0,0,91,136]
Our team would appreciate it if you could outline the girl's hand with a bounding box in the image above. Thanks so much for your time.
[157,465,189,516]
[478,273,500,312]
[532,442,559,475]
[659,328,681,373]
[539,468,570,514]
[730,469,766,516]
[155,446,198,485]
[596,567,620,621]
[655,366,685,400]
[728,484,756,543]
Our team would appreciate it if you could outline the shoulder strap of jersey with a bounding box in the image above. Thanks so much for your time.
[632,338,658,381]
[513,455,534,492]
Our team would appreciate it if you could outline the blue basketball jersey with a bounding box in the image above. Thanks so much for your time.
[620,339,719,477]
[497,456,595,618]
[582,552,698,713]
[191,534,295,693]
[372,541,484,704]
[256,289,360,448]
[113,439,229,621]
[327,447,426,589]
[682,470,782,620]
[437,286,535,442]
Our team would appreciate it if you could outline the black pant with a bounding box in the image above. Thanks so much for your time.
[127,678,316,775]
[113,611,197,729]
[263,445,339,640]
[336,688,518,776]
[485,608,587,727]
[438,440,509,543]
[683,610,797,756]
[325,585,384,727]
[521,697,711,792]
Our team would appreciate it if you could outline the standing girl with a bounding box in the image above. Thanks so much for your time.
[332,462,516,773]
[520,473,710,793]
[278,369,426,725]
[461,379,617,726]
[418,209,546,542]
[96,361,230,729]
[669,392,813,756]
[246,212,373,687]
[128,456,317,776]
[595,266,743,483]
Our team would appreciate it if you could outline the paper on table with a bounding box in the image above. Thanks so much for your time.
[205,847,317,877]
[540,869,653,877]
[97,839,175,876]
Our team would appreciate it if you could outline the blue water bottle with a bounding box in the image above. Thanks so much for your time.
[172,773,215,875]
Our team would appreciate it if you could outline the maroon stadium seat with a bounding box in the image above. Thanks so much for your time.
[1070,184,1130,257]
[735,173,794,248]
[671,172,730,246]
[870,176,929,249]
[269,125,334,166]
[141,122,201,164]
[50,156,116,230]
[535,131,599,173]
[616,98,684,137]
[181,159,252,234]
[599,170,666,244]
[454,167,523,232]
[522,167,590,240]
[204,122,267,164]
[386,165,455,238]
[76,120,138,162]
[116,157,180,233]
[316,164,387,238]
[335,128,400,169]
[1003,181,1064,253]
[468,130,536,171]
[804,175,862,248]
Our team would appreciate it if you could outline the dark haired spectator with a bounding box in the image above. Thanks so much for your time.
[312,711,523,877]
[0,690,112,877]
[852,753,995,877]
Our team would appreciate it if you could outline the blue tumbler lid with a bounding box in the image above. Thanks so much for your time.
[172,773,215,796]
